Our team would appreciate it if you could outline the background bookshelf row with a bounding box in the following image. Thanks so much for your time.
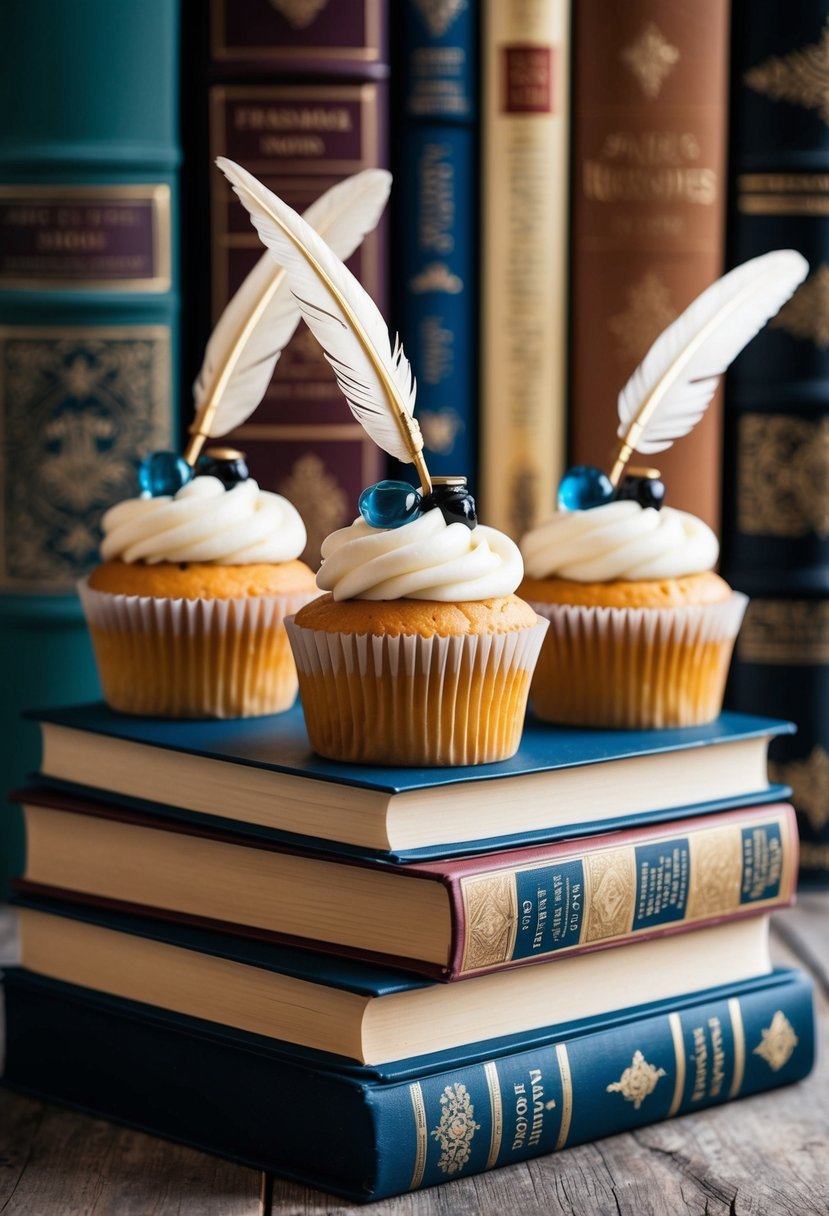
[1,0,828,891]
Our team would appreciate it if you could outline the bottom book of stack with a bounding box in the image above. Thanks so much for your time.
[4,964,815,1201]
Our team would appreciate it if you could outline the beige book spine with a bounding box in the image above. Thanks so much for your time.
[480,0,570,539]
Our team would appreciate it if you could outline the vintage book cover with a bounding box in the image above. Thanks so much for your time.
[4,965,815,1200]
[721,1,829,886]
[181,0,389,565]
[14,789,798,979]
[0,0,180,894]
[479,0,570,538]
[568,0,729,530]
[27,701,793,858]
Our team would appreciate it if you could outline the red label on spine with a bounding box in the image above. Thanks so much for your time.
[502,47,555,114]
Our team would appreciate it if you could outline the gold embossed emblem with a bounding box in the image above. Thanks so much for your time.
[408,262,463,295]
[583,848,636,943]
[268,0,329,30]
[737,414,829,539]
[685,827,743,920]
[459,873,517,972]
[620,23,680,100]
[277,452,349,567]
[419,408,464,455]
[606,1051,667,1109]
[771,266,829,349]
[744,21,829,126]
[770,746,829,833]
[753,1011,798,1071]
[609,273,678,364]
[430,1083,480,1174]
[413,0,467,38]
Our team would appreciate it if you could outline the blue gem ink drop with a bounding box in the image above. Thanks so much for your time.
[359,480,422,529]
[138,451,193,497]
[557,465,615,512]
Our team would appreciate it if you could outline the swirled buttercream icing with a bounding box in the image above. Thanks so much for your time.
[100,476,307,564]
[316,507,524,601]
[520,501,719,582]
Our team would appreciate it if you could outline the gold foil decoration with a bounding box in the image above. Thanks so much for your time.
[753,1011,799,1071]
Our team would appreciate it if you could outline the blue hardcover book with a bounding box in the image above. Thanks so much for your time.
[3,964,815,1201]
[28,702,794,861]
[394,0,478,482]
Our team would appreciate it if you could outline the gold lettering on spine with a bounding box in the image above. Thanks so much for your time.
[668,1012,686,1117]
[728,999,746,1098]
[554,1044,573,1150]
[408,1083,428,1191]
[484,1062,503,1169]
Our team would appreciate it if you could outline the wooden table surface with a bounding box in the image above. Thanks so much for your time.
[2,894,828,1216]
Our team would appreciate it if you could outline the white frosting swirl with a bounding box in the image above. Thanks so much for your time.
[100,476,307,564]
[520,501,719,582]
[317,509,524,601]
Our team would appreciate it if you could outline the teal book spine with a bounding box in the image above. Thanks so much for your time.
[0,0,180,892]
[4,968,815,1201]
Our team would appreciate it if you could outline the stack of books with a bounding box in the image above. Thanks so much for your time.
[3,704,816,1201]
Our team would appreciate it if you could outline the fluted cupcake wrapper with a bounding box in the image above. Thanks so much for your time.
[285,615,549,766]
[526,592,749,729]
[79,579,317,719]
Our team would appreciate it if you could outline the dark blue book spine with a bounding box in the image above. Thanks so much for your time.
[394,0,478,483]
[721,1,829,884]
[0,0,180,895]
[4,969,815,1201]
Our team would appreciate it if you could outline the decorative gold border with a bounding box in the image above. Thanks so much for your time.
[210,0,382,62]
[554,1044,573,1150]
[667,1012,686,1117]
[408,1082,428,1191]
[484,1061,503,1169]
[0,184,171,292]
[728,998,746,1098]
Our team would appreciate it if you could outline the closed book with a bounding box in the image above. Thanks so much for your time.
[0,0,180,894]
[394,0,478,482]
[3,965,815,1200]
[568,0,729,530]
[28,702,793,858]
[13,789,799,979]
[181,0,389,565]
[721,1,829,885]
[479,0,570,537]
[14,893,774,1067]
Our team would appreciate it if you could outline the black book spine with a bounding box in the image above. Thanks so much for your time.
[722,1,829,884]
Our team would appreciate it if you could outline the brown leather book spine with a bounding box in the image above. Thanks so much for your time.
[568,1,729,529]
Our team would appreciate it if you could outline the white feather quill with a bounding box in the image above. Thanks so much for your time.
[184,167,392,464]
[610,249,809,484]
[216,156,431,493]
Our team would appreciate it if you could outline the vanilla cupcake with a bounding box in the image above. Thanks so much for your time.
[80,473,317,718]
[520,497,747,729]
[287,502,548,766]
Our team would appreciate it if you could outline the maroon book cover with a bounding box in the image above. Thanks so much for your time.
[16,787,797,981]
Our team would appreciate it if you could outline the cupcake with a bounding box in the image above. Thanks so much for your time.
[286,489,547,765]
[81,469,317,718]
[520,490,747,729]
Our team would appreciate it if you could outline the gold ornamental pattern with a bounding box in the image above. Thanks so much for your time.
[685,828,742,920]
[412,0,467,38]
[620,23,679,100]
[582,848,636,943]
[608,273,678,365]
[770,746,829,834]
[430,1083,480,1175]
[753,1011,798,1071]
[268,0,329,30]
[277,452,349,568]
[607,1051,667,1109]
[736,414,829,539]
[737,600,829,666]
[459,873,517,972]
[744,20,829,127]
[771,266,829,349]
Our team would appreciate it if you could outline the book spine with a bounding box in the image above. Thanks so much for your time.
[720,1,829,884]
[394,1,478,483]
[479,0,570,538]
[0,0,180,895]
[449,806,796,976]
[4,969,815,1201]
[183,1,390,566]
[568,0,729,529]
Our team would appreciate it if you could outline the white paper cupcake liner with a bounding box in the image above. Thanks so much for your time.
[79,579,316,719]
[285,615,549,766]
[525,592,748,729]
